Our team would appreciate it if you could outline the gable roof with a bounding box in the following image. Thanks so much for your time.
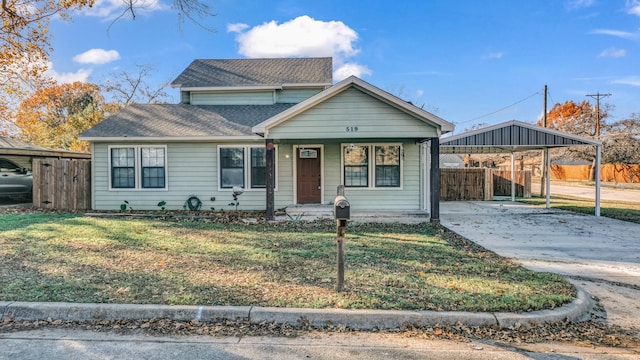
[439,120,601,154]
[79,103,296,141]
[252,75,455,137]
[171,57,333,89]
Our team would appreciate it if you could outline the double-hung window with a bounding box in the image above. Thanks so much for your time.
[109,145,167,190]
[218,145,275,190]
[342,143,402,189]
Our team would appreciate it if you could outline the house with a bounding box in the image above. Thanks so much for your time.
[79,57,454,219]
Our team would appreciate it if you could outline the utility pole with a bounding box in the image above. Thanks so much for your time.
[586,92,611,182]
[586,92,611,139]
[540,85,547,197]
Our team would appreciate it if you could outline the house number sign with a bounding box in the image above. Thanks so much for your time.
[346,126,359,132]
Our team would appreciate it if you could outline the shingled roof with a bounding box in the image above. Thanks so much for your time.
[171,57,333,88]
[0,136,47,150]
[79,103,296,140]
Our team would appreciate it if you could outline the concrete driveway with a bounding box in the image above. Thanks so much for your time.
[440,200,640,332]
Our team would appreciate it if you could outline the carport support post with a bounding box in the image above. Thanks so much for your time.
[545,148,551,209]
[265,139,275,221]
[511,152,516,202]
[430,138,440,223]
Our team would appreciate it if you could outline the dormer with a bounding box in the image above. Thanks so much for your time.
[171,57,333,105]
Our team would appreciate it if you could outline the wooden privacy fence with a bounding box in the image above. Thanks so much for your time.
[440,168,493,201]
[493,170,531,198]
[32,158,91,211]
[441,168,532,201]
[551,164,640,183]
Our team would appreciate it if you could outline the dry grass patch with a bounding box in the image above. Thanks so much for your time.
[0,212,575,312]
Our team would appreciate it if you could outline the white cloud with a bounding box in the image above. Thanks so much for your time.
[612,76,640,86]
[83,0,165,19]
[416,89,424,98]
[45,62,92,83]
[227,23,249,33]
[627,0,640,16]
[73,49,120,64]
[592,29,640,40]
[234,16,359,59]
[333,62,372,81]
[231,15,370,79]
[599,47,627,57]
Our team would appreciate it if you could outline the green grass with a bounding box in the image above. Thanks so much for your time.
[0,212,575,312]
[520,195,640,224]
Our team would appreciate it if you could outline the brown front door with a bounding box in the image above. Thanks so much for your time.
[296,147,321,203]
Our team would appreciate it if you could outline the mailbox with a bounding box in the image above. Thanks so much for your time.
[334,195,350,220]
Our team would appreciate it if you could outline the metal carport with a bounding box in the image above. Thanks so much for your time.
[439,120,603,216]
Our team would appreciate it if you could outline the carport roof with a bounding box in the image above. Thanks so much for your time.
[439,120,601,154]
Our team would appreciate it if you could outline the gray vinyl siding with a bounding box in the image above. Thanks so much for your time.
[91,140,424,211]
[191,91,275,105]
[276,89,322,103]
[91,142,295,211]
[180,91,190,104]
[268,88,439,139]
[321,141,421,211]
[189,89,320,106]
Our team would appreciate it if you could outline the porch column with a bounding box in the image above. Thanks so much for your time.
[430,137,440,223]
[266,139,275,221]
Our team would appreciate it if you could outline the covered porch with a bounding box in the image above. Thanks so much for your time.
[251,76,455,221]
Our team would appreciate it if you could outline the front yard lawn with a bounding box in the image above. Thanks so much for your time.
[0,212,575,312]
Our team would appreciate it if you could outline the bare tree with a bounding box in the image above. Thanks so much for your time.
[602,114,640,164]
[102,64,173,108]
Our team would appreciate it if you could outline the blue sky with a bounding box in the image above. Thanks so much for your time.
[47,0,640,133]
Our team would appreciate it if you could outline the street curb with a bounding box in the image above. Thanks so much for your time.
[0,286,594,330]
[494,286,594,328]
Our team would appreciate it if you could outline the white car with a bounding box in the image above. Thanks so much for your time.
[0,158,32,199]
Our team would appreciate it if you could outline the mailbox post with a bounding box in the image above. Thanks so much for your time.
[334,185,350,292]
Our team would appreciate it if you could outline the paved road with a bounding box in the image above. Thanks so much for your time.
[1,329,638,360]
[531,181,640,203]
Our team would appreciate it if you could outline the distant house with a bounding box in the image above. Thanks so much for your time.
[79,58,454,216]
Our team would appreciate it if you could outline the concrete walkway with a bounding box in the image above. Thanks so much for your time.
[440,201,640,285]
[440,200,640,332]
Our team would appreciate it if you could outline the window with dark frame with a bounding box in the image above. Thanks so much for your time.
[250,147,266,188]
[219,146,272,190]
[220,147,245,188]
[141,148,166,188]
[344,145,368,187]
[111,148,135,188]
[343,144,402,189]
[375,145,401,187]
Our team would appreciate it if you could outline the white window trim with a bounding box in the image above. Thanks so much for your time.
[340,143,403,190]
[217,144,278,192]
[108,145,168,191]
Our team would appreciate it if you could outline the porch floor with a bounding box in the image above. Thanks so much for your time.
[284,204,430,223]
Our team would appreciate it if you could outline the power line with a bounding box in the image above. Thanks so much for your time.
[586,92,611,139]
[459,91,541,125]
